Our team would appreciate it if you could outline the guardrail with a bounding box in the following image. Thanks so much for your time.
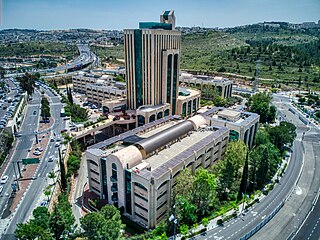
[240,200,285,240]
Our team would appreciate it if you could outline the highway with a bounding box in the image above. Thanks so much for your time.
[0,85,65,239]
[192,94,311,240]
[5,44,97,78]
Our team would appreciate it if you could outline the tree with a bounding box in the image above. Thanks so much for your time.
[249,142,280,189]
[215,141,247,200]
[193,168,217,216]
[48,171,56,185]
[175,195,197,226]
[58,148,67,191]
[15,207,51,240]
[201,218,209,228]
[81,205,124,240]
[49,194,75,240]
[249,92,276,123]
[254,129,269,146]
[17,73,37,96]
[44,186,51,202]
[67,154,81,177]
[15,221,51,240]
[173,168,195,201]
[267,121,296,153]
[180,224,189,235]
[237,151,249,200]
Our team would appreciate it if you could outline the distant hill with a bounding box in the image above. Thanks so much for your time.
[180,24,320,89]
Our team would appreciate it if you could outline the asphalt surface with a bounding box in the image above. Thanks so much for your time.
[0,85,65,239]
[193,94,309,240]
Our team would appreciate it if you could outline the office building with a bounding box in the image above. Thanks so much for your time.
[86,115,229,228]
[200,107,259,148]
[124,10,181,114]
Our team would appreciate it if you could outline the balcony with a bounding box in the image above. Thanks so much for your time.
[110,176,118,182]
[111,195,118,202]
[111,186,118,192]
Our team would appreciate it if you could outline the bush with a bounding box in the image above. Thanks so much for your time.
[217,219,224,226]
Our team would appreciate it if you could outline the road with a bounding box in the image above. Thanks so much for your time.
[192,94,310,240]
[0,85,65,239]
[251,94,320,240]
[5,44,97,78]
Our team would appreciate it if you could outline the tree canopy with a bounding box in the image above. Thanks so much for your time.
[80,205,124,240]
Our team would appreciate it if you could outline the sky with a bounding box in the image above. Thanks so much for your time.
[1,0,320,30]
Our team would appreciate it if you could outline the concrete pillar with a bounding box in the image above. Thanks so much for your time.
[249,126,255,148]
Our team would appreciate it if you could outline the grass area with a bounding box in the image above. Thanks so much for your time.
[0,41,77,59]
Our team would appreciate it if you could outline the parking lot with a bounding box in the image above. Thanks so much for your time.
[0,78,24,131]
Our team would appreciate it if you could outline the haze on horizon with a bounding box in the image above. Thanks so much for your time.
[1,0,320,30]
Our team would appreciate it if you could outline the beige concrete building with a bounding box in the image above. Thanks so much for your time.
[86,115,229,228]
[200,107,259,148]
[177,87,201,118]
[72,75,126,106]
[180,72,233,98]
[125,10,181,115]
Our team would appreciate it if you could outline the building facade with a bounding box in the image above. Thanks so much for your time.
[125,10,181,115]
[180,72,233,98]
[201,107,260,148]
[72,75,126,106]
[86,115,229,228]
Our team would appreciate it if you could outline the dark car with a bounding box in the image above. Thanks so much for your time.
[33,110,37,115]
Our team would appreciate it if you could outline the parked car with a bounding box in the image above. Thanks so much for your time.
[0,175,9,184]
[55,143,60,148]
[40,200,48,207]
[33,151,41,156]
[0,185,3,194]
[35,147,43,152]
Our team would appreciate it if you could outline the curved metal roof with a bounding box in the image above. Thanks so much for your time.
[135,120,194,156]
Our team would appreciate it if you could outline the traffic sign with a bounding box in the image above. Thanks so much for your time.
[22,158,40,165]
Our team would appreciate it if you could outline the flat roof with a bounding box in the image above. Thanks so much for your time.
[218,109,241,118]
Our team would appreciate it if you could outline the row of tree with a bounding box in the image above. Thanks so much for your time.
[41,97,51,120]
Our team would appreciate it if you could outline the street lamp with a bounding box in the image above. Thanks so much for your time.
[169,214,178,240]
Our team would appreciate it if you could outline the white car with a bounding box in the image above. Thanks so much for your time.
[0,175,9,184]
[33,151,41,156]
[48,156,54,162]
[55,142,60,148]
[0,185,3,193]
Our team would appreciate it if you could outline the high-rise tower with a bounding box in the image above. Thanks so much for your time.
[124,10,181,115]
